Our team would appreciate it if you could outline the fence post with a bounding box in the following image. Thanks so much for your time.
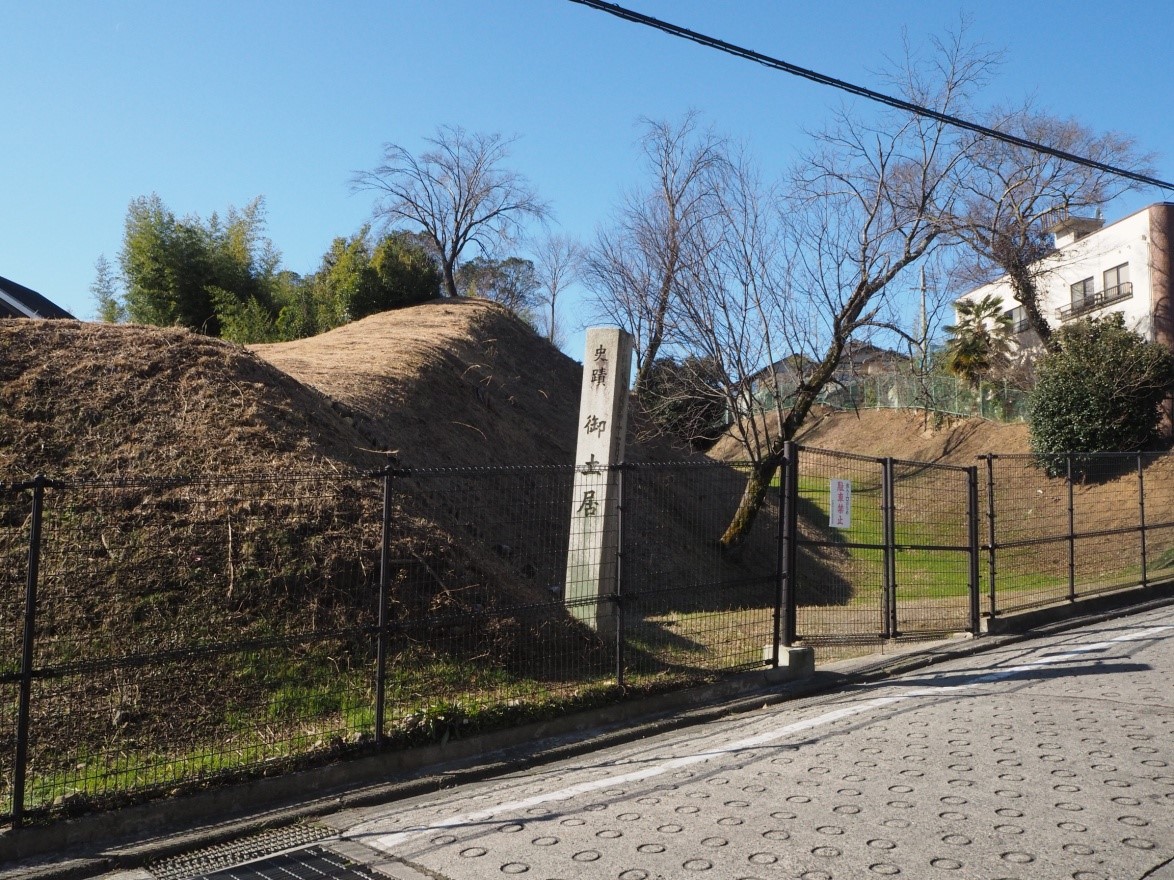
[1138,453,1148,588]
[12,475,48,829]
[770,456,783,668]
[614,463,626,689]
[983,455,998,619]
[1066,454,1076,603]
[770,457,779,671]
[881,457,897,639]
[966,466,981,635]
[374,469,394,747]
[777,442,799,650]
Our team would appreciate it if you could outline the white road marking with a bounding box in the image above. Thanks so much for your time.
[354,622,1172,854]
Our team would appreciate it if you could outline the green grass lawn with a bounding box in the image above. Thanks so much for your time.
[797,475,974,600]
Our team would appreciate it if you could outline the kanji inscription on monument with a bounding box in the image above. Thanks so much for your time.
[565,327,633,634]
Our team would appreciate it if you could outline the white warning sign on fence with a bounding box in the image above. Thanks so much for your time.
[829,479,852,528]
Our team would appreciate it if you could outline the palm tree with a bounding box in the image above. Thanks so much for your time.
[944,293,1015,388]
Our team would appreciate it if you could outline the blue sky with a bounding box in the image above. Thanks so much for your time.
[3,1,1172,358]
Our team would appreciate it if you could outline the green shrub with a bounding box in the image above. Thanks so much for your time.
[1028,314,1174,475]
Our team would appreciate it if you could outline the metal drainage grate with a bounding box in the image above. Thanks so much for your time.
[149,823,337,880]
[190,845,385,880]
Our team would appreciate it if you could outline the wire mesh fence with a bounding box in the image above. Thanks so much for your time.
[621,462,781,678]
[792,448,890,647]
[385,466,615,736]
[1071,455,1144,598]
[1142,451,1174,581]
[980,452,1174,616]
[4,474,382,822]
[979,454,1066,615]
[0,448,1168,827]
[890,458,978,637]
[0,478,26,824]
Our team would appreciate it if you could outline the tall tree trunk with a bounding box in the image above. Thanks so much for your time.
[720,452,782,555]
[634,275,673,397]
[442,261,459,298]
[633,238,679,398]
[719,331,851,552]
[1007,265,1055,350]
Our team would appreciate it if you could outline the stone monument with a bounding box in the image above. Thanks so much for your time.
[565,327,633,634]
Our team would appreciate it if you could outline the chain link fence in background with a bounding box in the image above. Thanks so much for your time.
[809,372,1029,422]
[2,447,1170,828]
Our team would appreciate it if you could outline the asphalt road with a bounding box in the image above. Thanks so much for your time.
[116,604,1174,880]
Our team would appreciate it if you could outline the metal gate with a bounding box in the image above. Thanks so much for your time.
[789,445,980,647]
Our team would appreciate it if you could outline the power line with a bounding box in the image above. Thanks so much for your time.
[567,0,1174,192]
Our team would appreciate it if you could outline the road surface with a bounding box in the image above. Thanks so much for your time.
[130,604,1174,880]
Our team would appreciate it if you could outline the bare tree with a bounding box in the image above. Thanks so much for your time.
[668,35,987,552]
[668,146,792,461]
[352,125,550,298]
[583,113,729,395]
[949,107,1155,347]
[531,233,582,347]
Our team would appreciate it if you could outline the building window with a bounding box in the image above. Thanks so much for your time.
[1103,263,1131,301]
[1060,277,1098,320]
[1060,267,1133,322]
[1006,305,1029,334]
[1070,277,1094,306]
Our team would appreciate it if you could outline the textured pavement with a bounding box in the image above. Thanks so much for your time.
[100,604,1174,879]
[324,606,1174,880]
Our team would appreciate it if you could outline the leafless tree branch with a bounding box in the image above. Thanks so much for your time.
[352,126,551,298]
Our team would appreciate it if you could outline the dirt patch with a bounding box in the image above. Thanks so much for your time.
[795,408,1032,462]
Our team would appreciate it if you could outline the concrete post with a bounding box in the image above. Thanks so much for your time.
[565,328,633,634]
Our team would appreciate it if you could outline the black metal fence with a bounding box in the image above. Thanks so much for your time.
[1,446,1169,828]
[980,452,1174,615]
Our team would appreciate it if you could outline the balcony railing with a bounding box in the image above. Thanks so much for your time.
[1058,282,1133,320]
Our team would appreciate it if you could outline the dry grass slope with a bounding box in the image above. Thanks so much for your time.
[708,407,1033,463]
[251,299,584,468]
[0,320,379,478]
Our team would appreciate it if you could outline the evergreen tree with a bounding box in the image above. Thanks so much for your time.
[1029,314,1174,474]
[90,255,125,323]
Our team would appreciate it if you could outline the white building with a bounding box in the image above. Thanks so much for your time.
[957,202,1174,353]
